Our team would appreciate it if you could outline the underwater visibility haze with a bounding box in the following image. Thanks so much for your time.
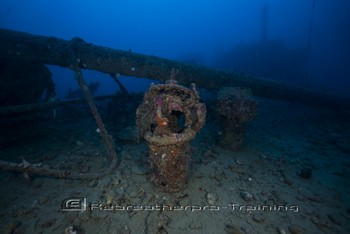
[0,0,349,233]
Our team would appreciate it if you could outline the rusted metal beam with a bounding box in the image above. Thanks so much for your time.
[0,95,115,117]
[0,28,349,110]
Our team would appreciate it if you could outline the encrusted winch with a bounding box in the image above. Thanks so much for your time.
[136,78,206,192]
[216,87,257,150]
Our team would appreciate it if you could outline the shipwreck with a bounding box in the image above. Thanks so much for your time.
[0,28,349,185]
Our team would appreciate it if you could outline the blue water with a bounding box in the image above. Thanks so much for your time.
[0,1,349,233]
[1,0,349,97]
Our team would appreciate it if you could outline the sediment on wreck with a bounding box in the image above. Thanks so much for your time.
[136,79,206,192]
[216,87,258,150]
[0,28,349,110]
[0,31,119,180]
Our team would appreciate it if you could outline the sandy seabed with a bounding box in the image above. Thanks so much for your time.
[0,98,349,234]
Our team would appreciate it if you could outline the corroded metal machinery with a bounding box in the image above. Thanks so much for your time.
[136,79,206,192]
[216,87,258,150]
